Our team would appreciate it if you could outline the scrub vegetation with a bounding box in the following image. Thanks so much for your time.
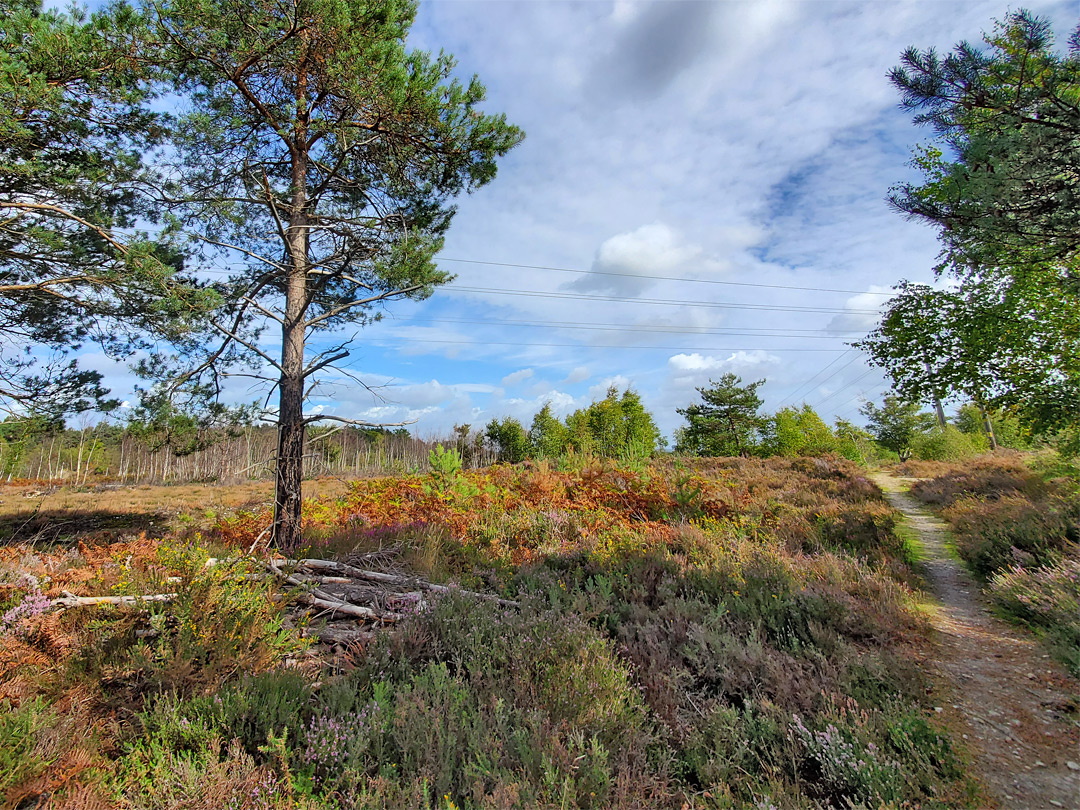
[0,455,982,809]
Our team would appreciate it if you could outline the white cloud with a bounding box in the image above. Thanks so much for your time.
[588,374,633,399]
[826,285,894,334]
[569,223,702,296]
[501,367,535,386]
[668,350,781,375]
[561,366,590,385]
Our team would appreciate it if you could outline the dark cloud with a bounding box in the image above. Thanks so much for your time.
[595,1,719,100]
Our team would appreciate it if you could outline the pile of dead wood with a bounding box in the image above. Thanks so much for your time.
[267,554,518,649]
[42,548,518,652]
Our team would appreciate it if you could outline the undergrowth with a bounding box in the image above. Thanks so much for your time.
[0,456,981,808]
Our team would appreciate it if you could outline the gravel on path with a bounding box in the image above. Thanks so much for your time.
[873,473,1079,810]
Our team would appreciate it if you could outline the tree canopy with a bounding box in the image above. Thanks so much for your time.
[888,10,1080,276]
[859,394,936,460]
[565,387,662,460]
[0,0,213,418]
[870,10,1080,442]
[675,374,765,458]
[144,0,523,545]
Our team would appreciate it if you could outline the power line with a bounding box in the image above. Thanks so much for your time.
[779,350,858,407]
[444,286,879,315]
[440,257,897,297]
[368,337,848,353]
[382,316,864,340]
[832,384,890,422]
[810,367,880,412]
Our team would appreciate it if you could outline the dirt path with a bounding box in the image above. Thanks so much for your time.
[872,473,1080,809]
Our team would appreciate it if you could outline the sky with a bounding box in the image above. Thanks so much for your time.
[81,0,1077,441]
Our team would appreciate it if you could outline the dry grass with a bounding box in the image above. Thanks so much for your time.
[0,477,352,545]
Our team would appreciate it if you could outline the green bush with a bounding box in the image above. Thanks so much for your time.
[760,405,840,458]
[300,593,660,807]
[910,426,986,461]
[189,669,312,757]
[0,699,51,795]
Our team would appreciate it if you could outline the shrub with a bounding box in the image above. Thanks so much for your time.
[0,698,51,796]
[108,541,306,694]
[909,455,1036,507]
[943,494,1079,579]
[190,669,312,757]
[988,559,1080,676]
[308,593,663,808]
[910,426,985,461]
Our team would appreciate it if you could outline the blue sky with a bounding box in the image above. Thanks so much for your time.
[80,0,1076,440]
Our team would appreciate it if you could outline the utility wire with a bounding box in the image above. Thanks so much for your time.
[444,286,879,315]
[779,350,857,408]
[367,337,848,353]
[381,316,864,339]
[440,257,897,297]
[810,367,880,412]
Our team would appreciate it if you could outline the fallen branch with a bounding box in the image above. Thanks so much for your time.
[52,591,176,609]
[265,560,402,623]
[306,624,374,647]
[275,558,520,608]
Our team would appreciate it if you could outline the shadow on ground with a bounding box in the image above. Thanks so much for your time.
[0,507,172,546]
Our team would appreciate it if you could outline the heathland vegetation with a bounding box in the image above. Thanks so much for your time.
[2,454,983,808]
[0,3,1078,809]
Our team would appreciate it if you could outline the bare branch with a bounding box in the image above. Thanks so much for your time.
[300,413,414,428]
[303,285,422,329]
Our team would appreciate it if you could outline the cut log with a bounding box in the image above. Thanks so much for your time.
[306,624,374,646]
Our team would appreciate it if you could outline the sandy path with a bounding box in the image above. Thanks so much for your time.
[872,474,1080,809]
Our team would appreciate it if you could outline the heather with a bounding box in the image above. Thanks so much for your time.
[908,455,1080,675]
[0,457,977,808]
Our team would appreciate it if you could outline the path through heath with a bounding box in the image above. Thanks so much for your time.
[872,473,1079,810]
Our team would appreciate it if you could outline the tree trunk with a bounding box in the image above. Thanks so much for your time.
[274,363,305,549]
[977,401,998,451]
[273,234,308,547]
[923,362,948,429]
[273,117,310,549]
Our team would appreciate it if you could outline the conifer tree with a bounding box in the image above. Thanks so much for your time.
[0,0,212,418]
[146,0,523,547]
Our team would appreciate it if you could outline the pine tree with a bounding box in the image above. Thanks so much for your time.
[146,0,523,547]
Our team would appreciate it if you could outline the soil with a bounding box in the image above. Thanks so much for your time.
[873,473,1080,810]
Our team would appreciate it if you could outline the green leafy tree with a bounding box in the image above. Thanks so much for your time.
[0,0,213,418]
[617,388,664,458]
[565,387,662,459]
[127,391,253,457]
[954,402,1030,450]
[760,404,839,458]
[885,10,1080,441]
[855,283,1003,443]
[484,416,529,464]
[529,402,568,459]
[910,426,985,461]
[675,374,765,457]
[833,418,880,465]
[148,0,523,547]
[859,394,936,460]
